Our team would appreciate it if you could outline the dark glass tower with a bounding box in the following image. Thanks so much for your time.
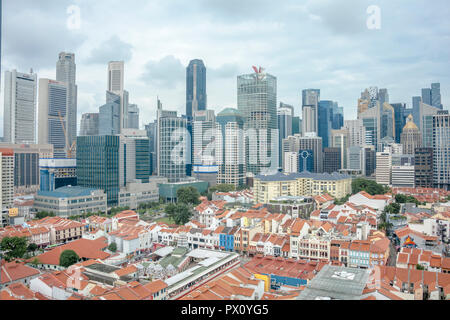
[186,59,207,119]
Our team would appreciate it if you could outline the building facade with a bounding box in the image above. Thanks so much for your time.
[3,70,37,144]
[238,68,277,176]
[433,113,450,190]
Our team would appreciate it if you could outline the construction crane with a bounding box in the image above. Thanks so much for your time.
[58,111,76,158]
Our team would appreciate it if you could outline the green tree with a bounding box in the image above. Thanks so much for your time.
[416,264,425,270]
[59,250,80,268]
[27,243,38,253]
[177,187,201,205]
[351,178,389,196]
[0,237,28,262]
[166,203,192,225]
[108,242,117,253]
[35,211,55,220]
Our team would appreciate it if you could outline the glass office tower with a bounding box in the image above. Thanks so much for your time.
[238,69,277,176]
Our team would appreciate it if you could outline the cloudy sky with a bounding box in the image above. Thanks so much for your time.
[1,0,449,134]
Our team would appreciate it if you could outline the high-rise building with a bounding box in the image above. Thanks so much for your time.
[419,102,441,147]
[376,151,391,186]
[0,148,14,211]
[278,103,293,167]
[39,158,77,192]
[364,146,376,177]
[433,112,450,190]
[238,67,277,176]
[127,104,140,129]
[381,103,395,142]
[302,89,320,135]
[0,143,53,194]
[192,110,220,186]
[414,147,433,188]
[120,129,150,185]
[99,91,121,136]
[318,101,333,148]
[298,150,315,173]
[292,117,302,135]
[347,146,365,174]
[412,96,422,125]
[422,88,432,106]
[107,61,127,131]
[391,165,415,188]
[56,52,77,146]
[431,83,443,109]
[378,88,389,106]
[331,103,344,130]
[216,108,246,187]
[76,135,120,206]
[323,147,341,174]
[283,133,322,173]
[331,128,349,170]
[3,70,37,144]
[359,101,381,148]
[283,152,299,174]
[157,103,188,183]
[145,121,158,176]
[186,59,207,119]
[344,120,366,147]
[391,103,406,143]
[401,114,422,155]
[79,113,99,136]
[38,79,69,158]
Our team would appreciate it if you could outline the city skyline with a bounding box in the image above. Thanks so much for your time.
[0,0,449,136]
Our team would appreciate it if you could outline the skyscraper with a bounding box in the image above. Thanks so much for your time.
[331,128,350,170]
[400,115,422,155]
[419,102,441,147]
[157,102,188,183]
[278,103,293,167]
[238,67,277,176]
[79,113,99,136]
[302,89,320,135]
[283,134,323,173]
[186,59,207,119]
[192,110,220,186]
[3,70,37,144]
[56,52,77,145]
[318,100,333,148]
[422,88,432,106]
[433,112,450,190]
[77,135,120,206]
[431,83,443,109]
[145,121,157,175]
[107,61,127,131]
[414,147,433,188]
[376,151,391,186]
[38,79,69,158]
[344,120,366,147]
[391,103,406,143]
[127,104,140,129]
[99,91,121,136]
[323,147,341,174]
[216,108,246,187]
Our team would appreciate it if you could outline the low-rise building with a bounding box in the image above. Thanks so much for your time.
[253,172,352,204]
[34,186,107,217]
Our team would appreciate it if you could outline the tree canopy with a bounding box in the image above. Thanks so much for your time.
[395,194,422,206]
[176,187,201,206]
[108,242,117,253]
[166,203,192,225]
[0,236,28,262]
[352,178,389,196]
[59,250,80,268]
